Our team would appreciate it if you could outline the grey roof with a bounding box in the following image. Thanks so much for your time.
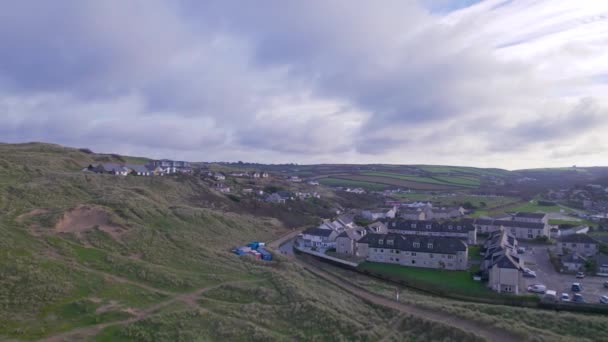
[558,234,598,244]
[492,254,521,270]
[98,163,125,172]
[302,227,334,237]
[494,220,546,229]
[359,233,467,254]
[387,219,475,233]
[125,164,149,173]
[561,253,587,264]
[514,212,547,219]
[337,214,354,225]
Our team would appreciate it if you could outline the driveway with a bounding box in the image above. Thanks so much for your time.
[519,243,608,303]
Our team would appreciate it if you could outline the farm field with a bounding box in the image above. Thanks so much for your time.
[318,177,389,190]
[333,175,463,190]
[361,172,480,187]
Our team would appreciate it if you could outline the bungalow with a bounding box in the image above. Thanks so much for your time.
[357,233,468,270]
[361,207,396,221]
[557,234,599,257]
[301,228,339,248]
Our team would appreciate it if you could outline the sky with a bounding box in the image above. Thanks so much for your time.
[1,0,608,169]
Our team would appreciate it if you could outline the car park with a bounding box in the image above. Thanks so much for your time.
[571,283,583,292]
[600,295,608,304]
[573,293,585,303]
[576,272,585,279]
[560,293,570,302]
[527,284,547,294]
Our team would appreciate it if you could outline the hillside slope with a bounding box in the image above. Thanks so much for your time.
[0,143,481,341]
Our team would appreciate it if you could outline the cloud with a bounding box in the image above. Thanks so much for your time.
[0,0,608,168]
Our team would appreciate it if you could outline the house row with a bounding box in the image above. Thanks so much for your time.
[481,230,525,294]
[386,219,477,244]
[85,163,158,176]
[361,207,397,221]
[467,213,549,240]
[228,171,270,178]
[357,233,469,270]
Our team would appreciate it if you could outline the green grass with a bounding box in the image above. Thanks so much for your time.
[318,177,389,190]
[359,262,490,296]
[360,172,479,187]
[468,246,482,261]
[433,176,480,186]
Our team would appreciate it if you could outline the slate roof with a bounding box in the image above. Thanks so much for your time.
[492,254,521,270]
[494,220,546,229]
[561,253,587,264]
[125,164,149,173]
[302,227,334,237]
[359,233,467,254]
[387,219,475,233]
[558,234,598,244]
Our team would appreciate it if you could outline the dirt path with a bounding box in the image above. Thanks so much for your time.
[267,225,307,249]
[291,256,520,342]
[41,280,258,342]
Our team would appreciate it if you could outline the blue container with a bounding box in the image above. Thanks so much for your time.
[247,241,261,250]
[257,247,272,261]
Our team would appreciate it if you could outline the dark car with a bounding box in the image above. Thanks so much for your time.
[576,272,585,279]
[604,281,608,289]
[571,283,583,292]
[573,293,585,303]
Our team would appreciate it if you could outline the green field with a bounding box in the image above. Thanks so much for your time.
[468,246,482,261]
[360,172,479,187]
[318,177,389,190]
[359,262,490,296]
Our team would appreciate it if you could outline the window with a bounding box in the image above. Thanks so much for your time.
[448,255,453,259]
[396,250,400,254]
[448,225,453,230]
[411,223,417,228]
[426,224,432,229]
[389,257,393,261]
[457,226,461,231]
[412,260,416,264]
[387,239,394,246]
[427,243,433,249]
[528,234,533,239]
[380,249,384,253]
[571,243,577,247]
[379,239,384,245]
[396,258,399,262]
[374,248,378,252]
[413,242,420,248]
[411,252,416,256]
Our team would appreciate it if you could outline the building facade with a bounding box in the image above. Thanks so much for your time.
[387,219,477,245]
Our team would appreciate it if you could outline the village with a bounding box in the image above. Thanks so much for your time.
[83,159,608,307]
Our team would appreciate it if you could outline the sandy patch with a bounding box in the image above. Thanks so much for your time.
[55,205,125,241]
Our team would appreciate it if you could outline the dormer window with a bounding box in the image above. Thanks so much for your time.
[448,225,453,230]
[457,226,462,231]
[428,243,433,249]
[379,239,384,245]
[413,242,420,248]
[393,222,396,227]
[411,223,417,228]
[387,239,394,246]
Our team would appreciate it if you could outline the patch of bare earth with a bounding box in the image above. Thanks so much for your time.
[16,208,50,222]
[55,205,126,241]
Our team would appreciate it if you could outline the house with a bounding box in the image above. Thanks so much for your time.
[345,188,365,194]
[596,254,608,276]
[288,176,302,182]
[367,221,388,234]
[214,173,226,181]
[214,183,230,193]
[387,219,477,245]
[469,217,549,240]
[336,227,367,255]
[250,172,261,178]
[400,208,426,221]
[229,172,248,177]
[513,212,548,224]
[150,159,192,174]
[557,234,599,257]
[266,193,288,204]
[261,172,269,178]
[126,164,151,176]
[357,233,468,270]
[307,180,319,186]
[300,228,339,248]
[242,188,253,194]
[361,207,396,221]
[425,207,465,220]
[336,214,355,229]
[481,230,525,294]
[560,253,587,272]
[86,163,130,176]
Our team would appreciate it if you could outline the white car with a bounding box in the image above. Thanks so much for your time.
[560,293,570,302]
[600,295,608,304]
[522,268,537,278]
[527,284,547,294]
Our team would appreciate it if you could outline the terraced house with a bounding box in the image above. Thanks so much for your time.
[469,213,549,240]
[387,219,477,244]
[481,230,525,294]
[357,233,468,270]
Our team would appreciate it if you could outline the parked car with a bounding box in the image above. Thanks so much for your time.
[600,295,608,304]
[571,283,583,292]
[522,268,537,278]
[560,293,570,302]
[517,247,526,254]
[573,293,585,303]
[527,284,547,294]
[576,272,585,279]
[604,281,608,289]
